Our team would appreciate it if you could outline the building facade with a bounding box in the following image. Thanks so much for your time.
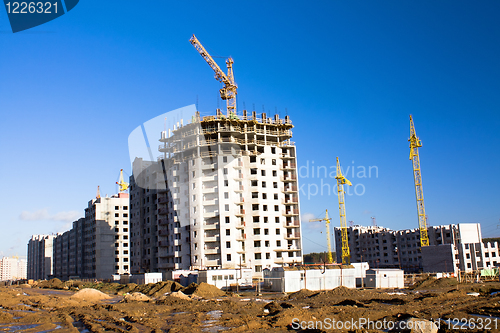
[0,257,27,281]
[30,193,130,281]
[334,223,498,273]
[130,110,303,276]
[27,234,56,280]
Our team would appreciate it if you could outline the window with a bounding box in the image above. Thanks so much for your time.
[115,221,119,225]
[252,204,259,211]
[262,181,266,188]
[273,182,278,188]
[265,240,270,247]
[262,193,267,199]
[255,253,262,260]
[226,241,231,248]
[115,206,119,210]
[266,253,271,259]
[224,192,229,199]
[274,205,279,211]
[253,216,259,223]
[225,204,229,211]
[275,217,280,223]
[123,213,128,217]
[254,241,261,247]
[250,156,256,163]
[224,180,229,186]
[251,180,258,187]
[277,240,281,247]
[253,228,260,235]
[115,228,119,232]
[251,168,257,175]
[260,158,265,164]
[276,229,280,235]
[225,217,230,224]
[277,252,282,258]
[264,217,268,223]
[252,192,259,198]
[272,159,276,165]
[273,170,277,177]
[227,254,231,261]
[226,229,231,236]
[271,147,276,154]
[264,228,269,235]
[263,205,268,211]
[115,213,119,217]
[223,156,227,163]
[261,170,266,176]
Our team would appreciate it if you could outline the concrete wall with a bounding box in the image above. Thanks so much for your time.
[422,244,457,273]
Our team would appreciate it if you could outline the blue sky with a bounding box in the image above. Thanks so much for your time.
[0,1,499,257]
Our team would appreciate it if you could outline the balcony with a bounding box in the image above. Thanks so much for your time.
[284,209,299,216]
[233,161,243,168]
[204,248,221,255]
[204,222,219,230]
[234,185,244,192]
[284,222,300,228]
[236,222,246,229]
[158,218,168,226]
[158,229,170,236]
[281,163,297,170]
[282,199,298,205]
[158,208,168,215]
[235,209,245,216]
[157,196,169,204]
[203,211,219,218]
[202,186,218,194]
[281,175,297,182]
[204,236,220,242]
[158,262,175,269]
[236,234,246,241]
[158,240,169,247]
[204,259,220,267]
[282,186,298,193]
[202,163,216,170]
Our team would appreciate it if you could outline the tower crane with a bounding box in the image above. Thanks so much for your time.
[409,115,429,247]
[189,34,238,117]
[309,210,334,264]
[116,169,129,193]
[335,157,352,265]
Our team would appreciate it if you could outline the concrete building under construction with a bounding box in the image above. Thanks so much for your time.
[130,110,303,276]
[334,223,499,273]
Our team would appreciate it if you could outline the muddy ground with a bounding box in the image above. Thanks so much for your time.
[1,277,500,332]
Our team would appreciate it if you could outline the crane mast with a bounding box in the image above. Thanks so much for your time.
[189,34,238,117]
[335,157,352,264]
[409,115,429,247]
[309,210,333,263]
[116,169,129,193]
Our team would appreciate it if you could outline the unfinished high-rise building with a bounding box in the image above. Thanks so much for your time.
[130,110,303,276]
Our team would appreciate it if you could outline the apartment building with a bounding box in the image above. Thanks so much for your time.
[129,158,161,273]
[30,193,130,281]
[334,223,497,273]
[0,257,27,281]
[130,110,303,276]
[27,234,56,280]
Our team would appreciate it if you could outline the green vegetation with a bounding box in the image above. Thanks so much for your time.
[483,237,500,244]
[303,252,336,264]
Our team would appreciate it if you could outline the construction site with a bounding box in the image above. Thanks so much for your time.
[10,31,500,332]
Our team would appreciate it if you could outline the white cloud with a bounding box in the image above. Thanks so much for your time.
[19,209,80,222]
[301,213,324,230]
[301,212,316,222]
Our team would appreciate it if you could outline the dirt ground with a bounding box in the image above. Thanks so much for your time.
[1,277,500,332]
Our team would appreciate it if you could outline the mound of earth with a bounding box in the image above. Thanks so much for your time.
[287,289,317,299]
[170,291,191,300]
[38,278,65,289]
[183,282,226,298]
[70,288,111,302]
[134,281,184,297]
[413,277,458,290]
[123,292,150,302]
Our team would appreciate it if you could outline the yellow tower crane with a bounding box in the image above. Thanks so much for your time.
[409,115,429,247]
[335,157,352,264]
[189,34,238,117]
[309,210,334,264]
[116,169,129,193]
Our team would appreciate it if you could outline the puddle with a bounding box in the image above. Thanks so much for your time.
[470,313,500,320]
[38,325,63,333]
[171,311,188,315]
[201,310,230,332]
[0,323,41,331]
[71,319,90,333]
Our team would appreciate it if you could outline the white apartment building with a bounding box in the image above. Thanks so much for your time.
[27,234,56,280]
[334,223,498,273]
[131,110,303,276]
[29,193,130,281]
[0,257,27,281]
